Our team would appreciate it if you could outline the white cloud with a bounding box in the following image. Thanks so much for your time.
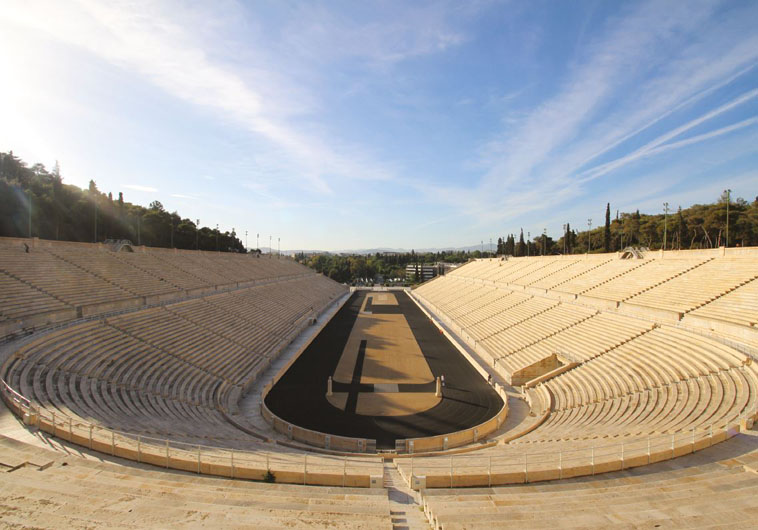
[279,2,467,67]
[578,90,758,183]
[426,0,758,230]
[1,0,408,196]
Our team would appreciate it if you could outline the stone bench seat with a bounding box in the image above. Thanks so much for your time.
[456,290,530,329]
[487,304,597,367]
[504,313,655,375]
[0,272,71,320]
[688,276,758,328]
[506,259,581,287]
[0,442,390,529]
[423,462,758,530]
[489,258,554,284]
[551,259,651,296]
[1,255,346,450]
[582,258,709,303]
[626,258,758,315]
[453,290,512,322]
[529,257,614,291]
[47,247,179,298]
[471,297,557,341]
[114,250,212,290]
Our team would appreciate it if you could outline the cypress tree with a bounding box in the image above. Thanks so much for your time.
[604,203,611,252]
[506,234,515,256]
[117,192,125,239]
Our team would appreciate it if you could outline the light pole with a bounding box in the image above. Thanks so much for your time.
[245,230,248,251]
[278,237,280,258]
[196,219,199,250]
[216,224,219,251]
[663,202,669,252]
[725,189,731,248]
[257,233,259,252]
[587,219,592,253]
[269,235,272,258]
[542,228,547,256]
[489,238,492,256]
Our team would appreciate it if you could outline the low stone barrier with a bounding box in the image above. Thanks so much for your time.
[396,384,508,453]
[0,379,379,487]
[397,412,756,489]
[620,301,683,323]
[79,296,144,317]
[261,396,376,453]
[0,307,79,340]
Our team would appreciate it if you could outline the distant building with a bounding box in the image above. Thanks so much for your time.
[437,262,460,275]
[405,262,459,282]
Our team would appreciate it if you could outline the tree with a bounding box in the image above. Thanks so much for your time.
[516,229,525,257]
[604,203,611,252]
[0,151,254,250]
[117,192,125,239]
[676,206,686,250]
[51,161,62,240]
[505,234,515,256]
[623,210,641,247]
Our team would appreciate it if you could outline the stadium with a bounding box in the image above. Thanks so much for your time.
[2,237,758,528]
[3,1,758,528]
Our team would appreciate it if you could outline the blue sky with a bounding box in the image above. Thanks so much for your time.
[1,0,757,251]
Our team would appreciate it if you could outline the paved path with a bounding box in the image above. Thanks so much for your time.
[236,292,352,440]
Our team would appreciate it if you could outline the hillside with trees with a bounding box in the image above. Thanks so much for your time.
[0,151,245,252]
[295,250,471,284]
[2,151,755,269]
[497,192,758,256]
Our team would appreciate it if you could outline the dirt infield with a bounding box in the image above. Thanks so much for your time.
[329,292,437,416]
[264,290,503,449]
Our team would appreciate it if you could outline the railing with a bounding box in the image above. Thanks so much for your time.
[0,379,381,487]
[260,392,377,453]
[4,373,757,491]
[398,403,758,488]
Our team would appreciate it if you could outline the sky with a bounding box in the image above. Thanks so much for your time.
[1,0,757,251]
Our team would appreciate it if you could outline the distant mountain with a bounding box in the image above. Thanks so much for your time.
[275,245,492,255]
